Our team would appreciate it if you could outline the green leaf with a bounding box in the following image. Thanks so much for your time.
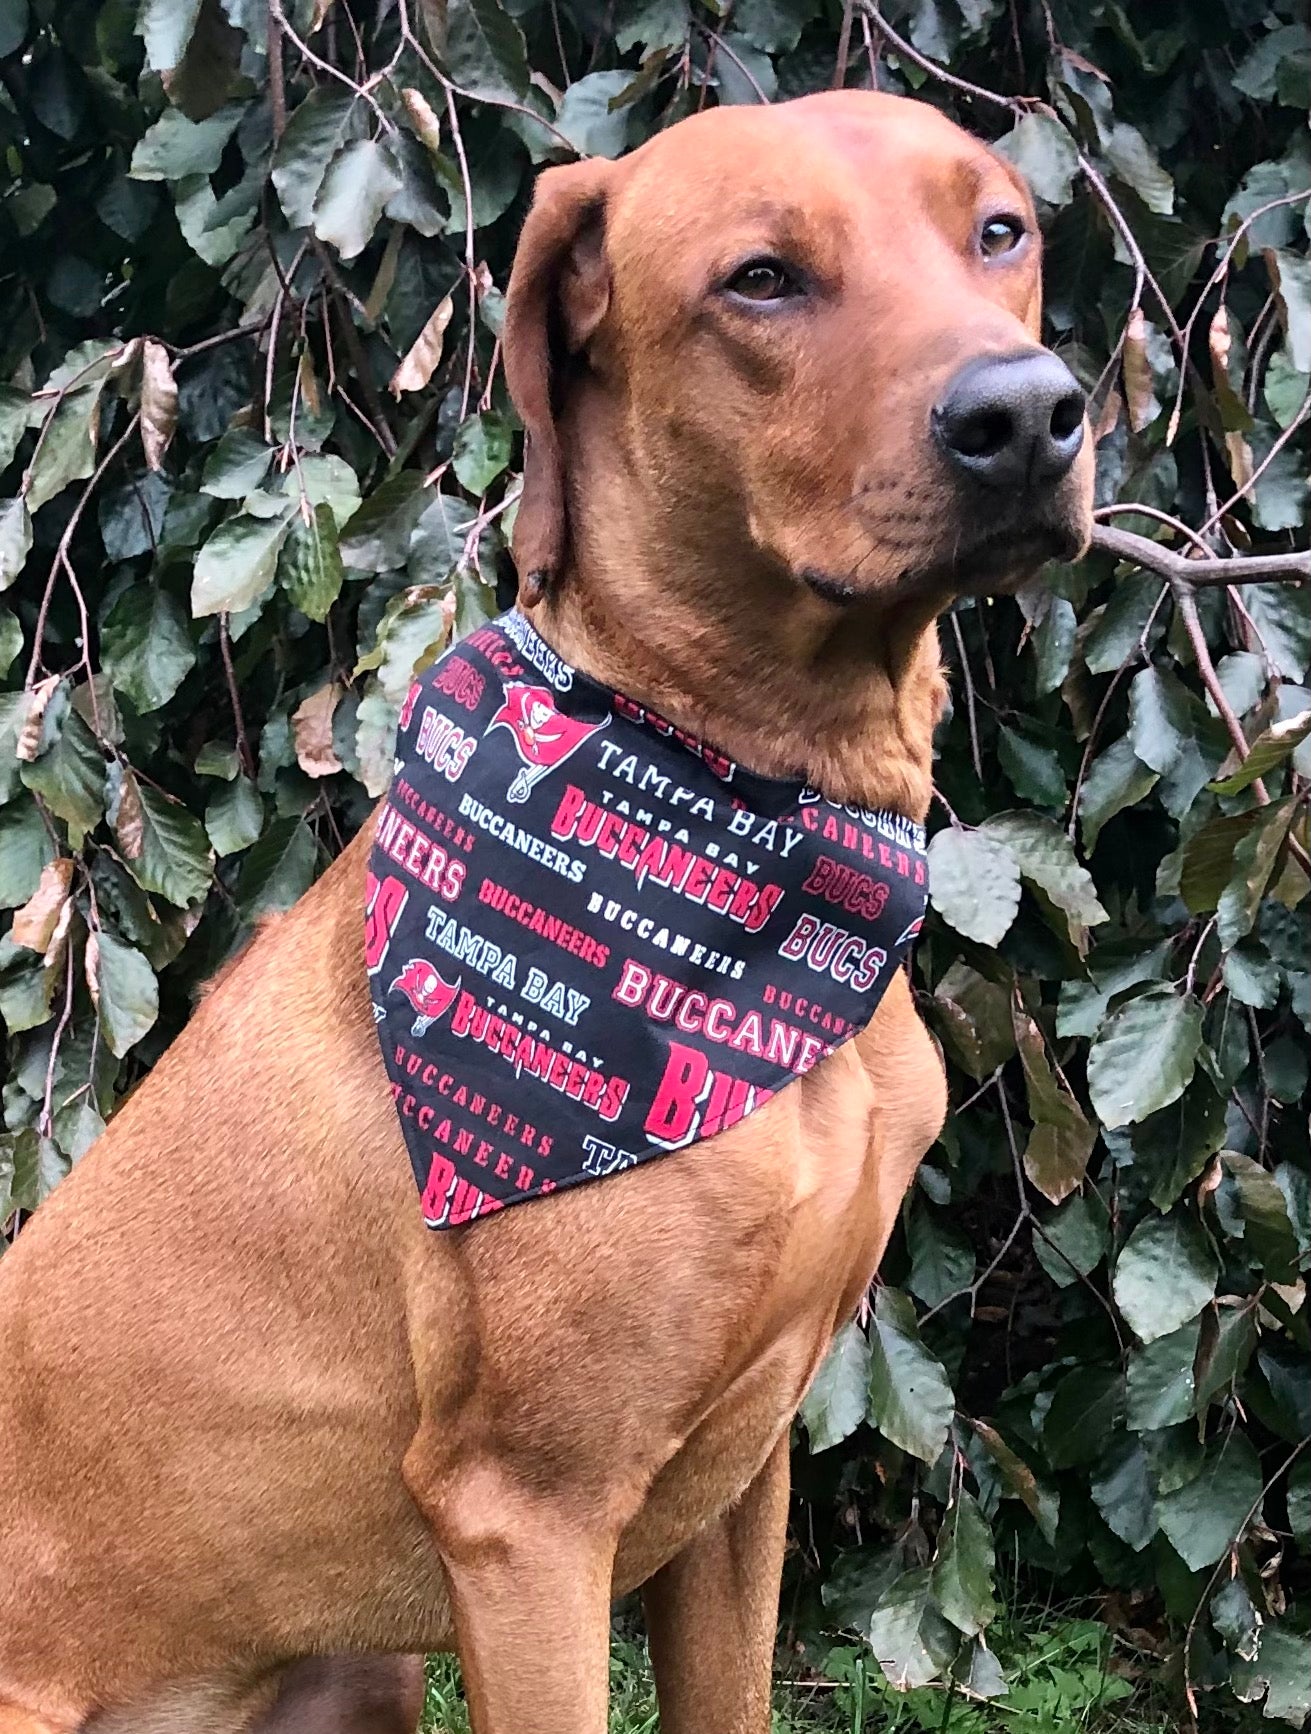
[971,1421,1059,1543]
[452,411,513,494]
[1086,986,1202,1128]
[129,101,244,180]
[1269,248,1311,375]
[20,709,104,844]
[1287,1459,1311,1549]
[357,584,452,704]
[929,962,1015,1081]
[201,429,275,499]
[117,771,214,906]
[1195,1300,1259,1414]
[1132,1074,1228,1211]
[995,111,1079,205]
[1216,799,1297,949]
[1128,665,1194,774]
[340,471,432,572]
[553,72,633,158]
[926,827,1020,947]
[0,608,21,677]
[931,1492,997,1636]
[1240,583,1310,682]
[137,0,204,69]
[732,0,812,53]
[443,0,531,103]
[997,723,1066,808]
[101,584,196,712]
[866,1286,954,1464]
[1078,737,1158,853]
[1103,120,1174,214]
[270,86,360,228]
[906,1199,974,1309]
[866,1568,958,1692]
[1157,1432,1262,1570]
[1126,1320,1201,1431]
[1082,573,1159,675]
[1180,808,1264,913]
[0,0,28,56]
[1220,1151,1301,1282]
[279,503,345,622]
[1033,1189,1108,1289]
[0,497,33,592]
[982,810,1108,934]
[1089,1434,1158,1552]
[1,1129,69,1215]
[1223,941,1282,1010]
[1043,1365,1124,1468]
[1237,1624,1311,1728]
[313,139,404,261]
[1211,708,1311,795]
[205,774,264,856]
[25,387,101,512]
[88,927,159,1058]
[799,1320,871,1453]
[1113,1212,1218,1343]
[284,455,362,529]
[0,797,55,907]
[192,509,293,616]
[0,386,28,471]
[234,816,318,920]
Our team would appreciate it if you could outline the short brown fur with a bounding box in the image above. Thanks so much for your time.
[0,92,1092,1734]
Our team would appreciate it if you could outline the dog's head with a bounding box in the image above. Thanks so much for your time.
[503,90,1093,611]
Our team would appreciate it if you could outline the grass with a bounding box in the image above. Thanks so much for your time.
[420,1608,1193,1734]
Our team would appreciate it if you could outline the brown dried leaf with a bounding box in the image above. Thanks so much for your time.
[297,348,322,419]
[1094,385,1122,444]
[309,0,335,30]
[390,296,454,397]
[16,673,62,762]
[11,858,75,952]
[402,88,443,156]
[84,928,101,1008]
[292,682,344,778]
[113,765,146,861]
[1122,308,1155,433]
[43,894,75,975]
[1224,430,1254,493]
[1208,304,1232,380]
[140,340,178,472]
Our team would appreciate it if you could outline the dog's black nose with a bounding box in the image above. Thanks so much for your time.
[933,352,1086,489]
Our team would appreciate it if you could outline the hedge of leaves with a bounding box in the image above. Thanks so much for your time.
[0,0,1307,1724]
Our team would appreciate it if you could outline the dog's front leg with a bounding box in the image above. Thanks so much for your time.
[408,1454,615,1734]
[641,1431,790,1734]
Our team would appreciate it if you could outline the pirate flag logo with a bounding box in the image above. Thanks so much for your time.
[485,683,608,803]
[389,960,461,1036]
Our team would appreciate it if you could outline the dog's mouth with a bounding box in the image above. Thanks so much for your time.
[913,514,1086,594]
[800,512,1085,609]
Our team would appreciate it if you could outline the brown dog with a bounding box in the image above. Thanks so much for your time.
[0,91,1092,1734]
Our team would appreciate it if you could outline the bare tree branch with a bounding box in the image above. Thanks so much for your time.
[1090,523,1310,588]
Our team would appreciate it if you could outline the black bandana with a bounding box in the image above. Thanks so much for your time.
[367,611,928,1228]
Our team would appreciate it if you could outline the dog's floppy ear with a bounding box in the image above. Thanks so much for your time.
[503,158,615,607]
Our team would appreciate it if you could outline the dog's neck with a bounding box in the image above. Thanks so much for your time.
[529,402,947,822]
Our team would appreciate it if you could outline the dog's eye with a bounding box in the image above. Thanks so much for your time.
[980,217,1025,258]
[723,258,802,303]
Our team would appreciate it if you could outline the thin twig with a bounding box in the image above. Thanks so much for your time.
[220,615,256,781]
[1171,578,1269,803]
[267,0,288,140]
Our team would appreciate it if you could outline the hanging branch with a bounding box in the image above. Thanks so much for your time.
[1089,523,1310,589]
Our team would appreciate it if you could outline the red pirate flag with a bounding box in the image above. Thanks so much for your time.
[485,683,608,802]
